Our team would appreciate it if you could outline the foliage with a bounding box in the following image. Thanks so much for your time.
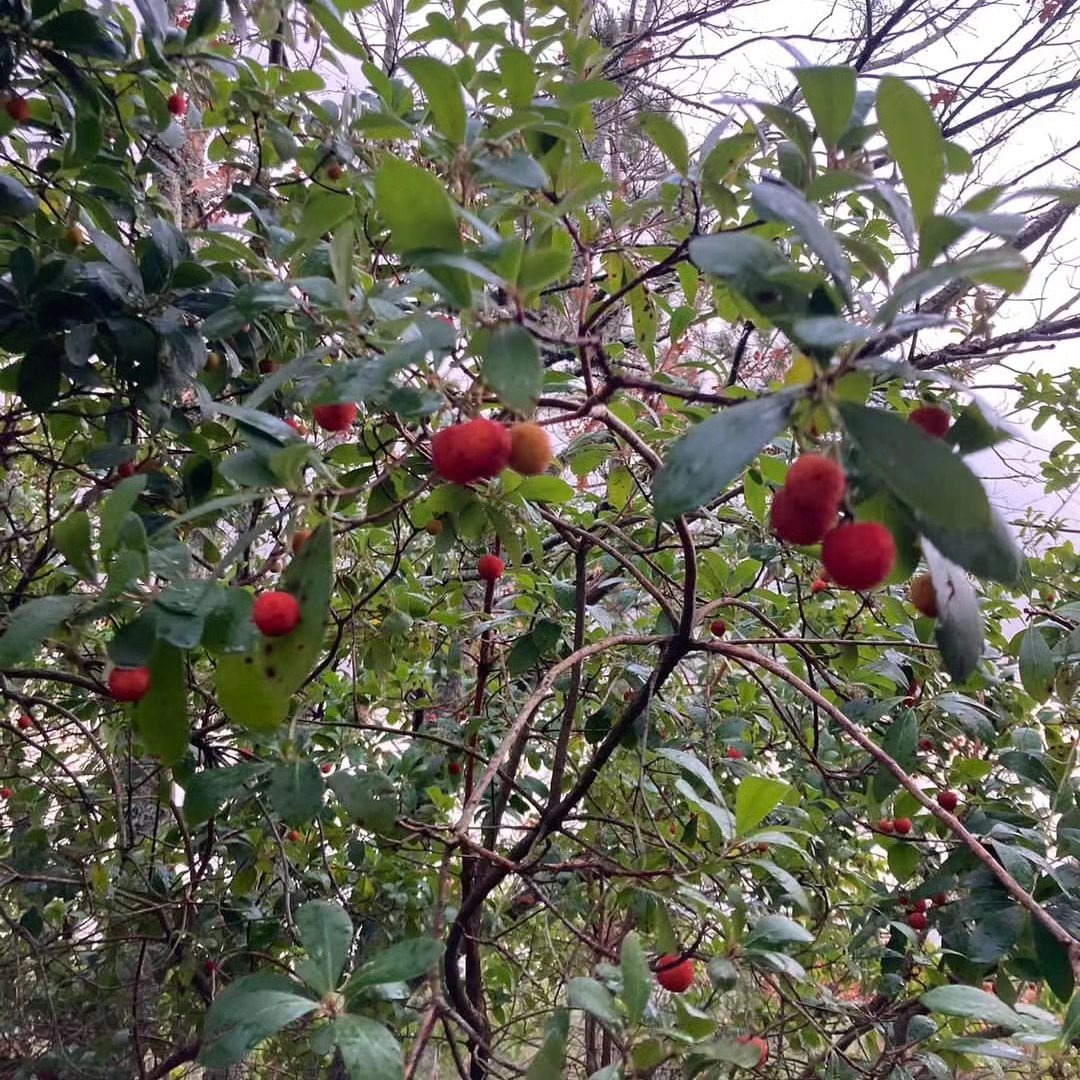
[1,0,1079,1077]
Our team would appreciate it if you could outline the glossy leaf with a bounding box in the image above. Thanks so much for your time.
[796,66,856,148]
[876,76,944,226]
[296,901,353,995]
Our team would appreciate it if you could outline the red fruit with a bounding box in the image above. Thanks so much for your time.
[878,819,895,834]
[478,554,505,582]
[710,619,727,637]
[910,573,939,618]
[284,417,304,435]
[167,92,187,117]
[258,359,275,374]
[0,787,12,799]
[448,761,462,776]
[893,817,912,835]
[737,1035,769,1067]
[5,95,30,123]
[204,958,219,974]
[908,911,927,930]
[17,714,32,730]
[937,789,959,813]
[291,529,313,554]
[912,898,928,913]
[725,747,744,760]
[117,461,136,478]
[312,402,357,432]
[252,591,302,637]
[933,892,949,907]
[425,519,444,536]
[108,667,152,702]
[784,454,845,511]
[770,487,837,545]
[810,578,828,594]
[508,422,554,476]
[287,828,302,842]
[321,763,333,775]
[655,954,695,993]
[821,522,896,590]
[668,823,677,836]
[326,163,343,180]
[908,405,951,438]
[918,737,934,752]
[431,418,511,484]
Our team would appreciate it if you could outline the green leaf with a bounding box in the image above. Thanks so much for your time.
[296,901,353,995]
[183,762,269,825]
[334,1016,403,1080]
[307,0,369,58]
[1019,627,1055,703]
[748,858,811,914]
[887,841,919,882]
[638,113,689,175]
[656,748,723,804]
[53,511,96,580]
[482,323,542,414]
[217,524,332,731]
[329,770,398,834]
[924,545,985,683]
[375,155,461,255]
[918,504,1023,585]
[920,985,1027,1030]
[567,977,622,1030]
[796,66,856,148]
[525,1010,569,1080]
[36,10,122,57]
[751,180,851,301]
[101,474,148,556]
[18,345,60,411]
[653,394,795,521]
[185,0,222,41]
[620,931,651,1026]
[297,189,353,240]
[1063,991,1080,1045]
[516,475,574,504]
[689,232,789,302]
[132,643,188,764]
[268,760,324,823]
[499,46,537,110]
[839,403,989,529]
[403,57,466,144]
[1033,917,1074,1002]
[735,776,790,836]
[876,76,944,226]
[0,595,83,667]
[345,938,442,1000]
[199,973,318,1067]
[474,151,548,189]
[746,914,814,948]
[556,78,620,106]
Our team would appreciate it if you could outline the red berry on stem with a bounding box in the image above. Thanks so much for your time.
[321,763,333,775]
[877,819,895,834]
[918,737,934,752]
[448,761,462,776]
[770,487,837,545]
[910,573,939,618]
[893,817,912,835]
[326,162,343,180]
[810,578,828,594]
[5,95,31,123]
[912,898,928,913]
[909,405,952,438]
[0,787,12,799]
[312,402,357,432]
[117,461,136,479]
[784,454,845,510]
[655,954,695,993]
[287,828,302,842]
[725,747,744,761]
[252,591,302,637]
[710,619,726,637]
[821,522,896,590]
[167,92,188,117]
[431,418,511,484]
[937,789,959,813]
[108,667,152,702]
[908,911,928,930]
[258,358,275,374]
[508,422,554,475]
[934,892,949,907]
[478,554,505,582]
[737,1035,769,1067]
[17,714,33,730]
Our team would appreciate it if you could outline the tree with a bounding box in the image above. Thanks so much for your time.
[1,0,1079,1077]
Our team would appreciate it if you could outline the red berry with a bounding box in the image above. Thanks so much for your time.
[167,92,187,117]
[784,454,845,511]
[725,747,744,760]
[710,619,726,637]
[478,554,505,582]
[933,892,949,907]
[0,787,12,800]
[252,591,302,637]
[877,819,894,833]
[910,573,939,618]
[117,461,136,478]
[810,578,828,594]
[321,763,333,775]
[737,1035,769,1067]
[908,405,951,438]
[284,417,304,435]
[287,828,302,842]
[908,911,927,930]
[326,163,343,180]
[312,402,357,432]
[655,954,695,993]
[17,715,32,730]
[912,898,928,913]
[448,761,462,776]
[508,422,554,476]
[431,418,511,484]
[108,667,152,702]
[821,522,896,590]
[937,789,959,813]
[918,737,934,752]
[258,359,275,373]
[204,958,219,974]
[770,487,837,545]
[5,95,30,123]
[893,817,912,835]
[291,529,313,554]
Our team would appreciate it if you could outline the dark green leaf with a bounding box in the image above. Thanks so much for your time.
[735,776,789,836]
[0,596,83,667]
[345,938,442,999]
[53,511,95,580]
[185,0,222,41]
[296,901,353,995]
[620,931,651,1026]
[796,66,856,148]
[132,643,188,764]
[876,77,944,226]
[525,1010,569,1080]
[482,323,542,414]
[100,474,147,556]
[746,914,814,947]
[403,57,466,144]
[653,394,795,521]
[183,762,269,825]
[474,151,548,189]
[917,505,1022,585]
[334,1016,403,1080]
[375,155,461,255]
[567,977,622,1030]
[37,10,122,57]
[328,771,398,834]
[920,985,1027,1029]
[1033,916,1074,1002]
[1019,627,1055,703]
[18,344,61,411]
[925,545,984,683]
[268,760,324,823]
[638,113,689,175]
